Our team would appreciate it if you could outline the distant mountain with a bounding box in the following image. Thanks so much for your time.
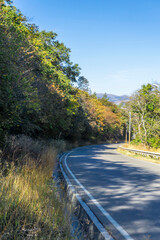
[96,93,130,105]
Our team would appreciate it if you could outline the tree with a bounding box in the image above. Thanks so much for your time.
[77,76,90,92]
[124,84,160,147]
[0,2,123,144]
[102,93,108,100]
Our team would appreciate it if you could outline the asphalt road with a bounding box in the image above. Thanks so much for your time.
[63,144,160,240]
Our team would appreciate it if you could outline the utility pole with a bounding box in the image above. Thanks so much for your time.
[129,112,131,145]
[125,123,127,143]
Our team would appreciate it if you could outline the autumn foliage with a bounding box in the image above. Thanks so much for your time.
[0,2,124,239]
[0,1,123,145]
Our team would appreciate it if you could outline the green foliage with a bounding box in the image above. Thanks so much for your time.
[77,76,90,92]
[0,5,124,240]
[124,83,160,148]
[0,2,123,144]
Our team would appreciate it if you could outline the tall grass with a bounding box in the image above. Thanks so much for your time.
[0,135,71,240]
[123,143,160,153]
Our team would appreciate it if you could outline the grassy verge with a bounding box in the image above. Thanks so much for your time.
[118,145,160,164]
[122,143,160,153]
[0,135,72,240]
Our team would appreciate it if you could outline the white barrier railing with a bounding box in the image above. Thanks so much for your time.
[119,146,160,158]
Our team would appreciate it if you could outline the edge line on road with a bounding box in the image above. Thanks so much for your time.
[64,151,134,240]
[59,153,113,240]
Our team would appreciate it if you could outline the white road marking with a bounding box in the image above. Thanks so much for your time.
[64,151,135,240]
[59,154,113,240]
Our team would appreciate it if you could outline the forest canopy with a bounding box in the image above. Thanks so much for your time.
[0,1,123,145]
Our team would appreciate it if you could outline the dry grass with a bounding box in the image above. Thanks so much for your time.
[122,143,160,153]
[0,135,72,240]
[118,148,160,164]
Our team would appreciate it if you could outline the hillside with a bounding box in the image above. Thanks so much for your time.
[0,2,124,239]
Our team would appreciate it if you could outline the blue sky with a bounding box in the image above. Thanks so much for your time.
[13,0,160,95]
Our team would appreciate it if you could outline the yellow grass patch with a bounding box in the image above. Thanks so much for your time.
[0,136,72,240]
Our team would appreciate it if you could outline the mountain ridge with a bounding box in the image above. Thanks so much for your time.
[96,93,130,105]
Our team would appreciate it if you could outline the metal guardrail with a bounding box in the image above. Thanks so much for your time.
[119,146,160,158]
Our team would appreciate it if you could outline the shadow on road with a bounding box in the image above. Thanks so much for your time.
[68,144,160,240]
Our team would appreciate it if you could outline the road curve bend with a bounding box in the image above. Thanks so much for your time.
[62,144,160,240]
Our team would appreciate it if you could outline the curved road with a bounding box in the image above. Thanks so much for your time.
[63,144,160,240]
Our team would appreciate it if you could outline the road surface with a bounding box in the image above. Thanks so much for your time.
[62,144,160,240]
